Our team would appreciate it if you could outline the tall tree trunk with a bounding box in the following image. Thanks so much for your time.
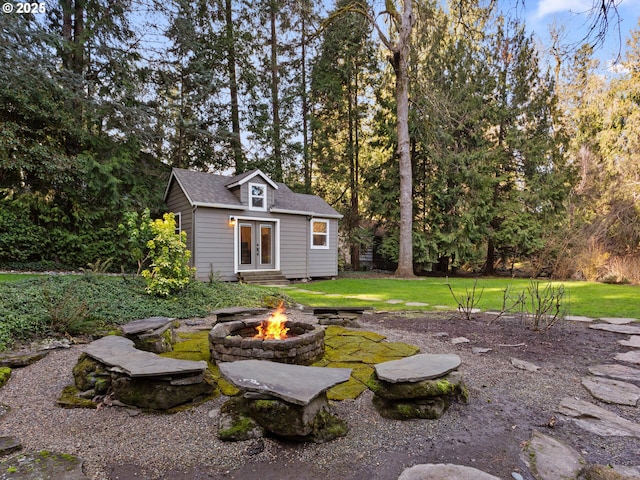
[225,0,244,173]
[391,1,415,277]
[348,70,360,271]
[301,6,311,193]
[270,0,282,181]
[61,0,73,70]
[73,0,85,75]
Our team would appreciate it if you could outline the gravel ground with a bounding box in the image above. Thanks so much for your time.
[0,312,638,479]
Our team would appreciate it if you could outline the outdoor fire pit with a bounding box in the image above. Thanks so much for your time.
[208,305,325,365]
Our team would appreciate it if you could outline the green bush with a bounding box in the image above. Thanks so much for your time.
[141,213,196,297]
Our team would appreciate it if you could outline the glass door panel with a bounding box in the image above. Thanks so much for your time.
[260,224,273,266]
[239,223,253,266]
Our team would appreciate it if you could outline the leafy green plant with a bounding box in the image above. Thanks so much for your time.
[80,258,114,279]
[41,280,101,336]
[118,209,153,275]
[141,213,196,297]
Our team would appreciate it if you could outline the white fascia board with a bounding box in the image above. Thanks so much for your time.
[192,202,246,210]
[226,169,279,190]
[270,207,343,219]
[164,170,195,205]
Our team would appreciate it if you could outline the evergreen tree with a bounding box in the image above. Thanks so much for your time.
[310,0,377,270]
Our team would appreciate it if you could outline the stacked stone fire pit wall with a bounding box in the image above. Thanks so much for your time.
[209,320,325,365]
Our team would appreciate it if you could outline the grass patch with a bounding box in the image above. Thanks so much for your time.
[0,275,289,351]
[0,273,44,282]
[282,277,640,319]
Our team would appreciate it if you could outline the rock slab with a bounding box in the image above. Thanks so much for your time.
[582,376,640,406]
[218,360,351,405]
[557,397,640,438]
[600,317,637,325]
[0,451,88,479]
[511,358,541,372]
[520,431,585,480]
[616,351,640,365]
[398,464,501,480]
[589,364,640,383]
[84,335,207,377]
[619,336,640,348]
[374,353,461,383]
[590,324,640,335]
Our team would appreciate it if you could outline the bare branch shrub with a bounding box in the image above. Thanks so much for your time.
[446,277,483,321]
[524,280,566,331]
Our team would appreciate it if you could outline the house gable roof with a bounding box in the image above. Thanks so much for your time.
[165,168,342,219]
[224,169,279,190]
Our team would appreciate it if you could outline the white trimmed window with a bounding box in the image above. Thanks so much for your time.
[173,212,182,234]
[249,182,267,211]
[310,219,329,249]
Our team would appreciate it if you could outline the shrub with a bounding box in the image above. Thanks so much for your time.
[141,213,196,297]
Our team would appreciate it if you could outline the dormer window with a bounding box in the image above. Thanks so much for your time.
[249,182,267,211]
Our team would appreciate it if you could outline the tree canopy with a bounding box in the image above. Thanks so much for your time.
[1,1,638,282]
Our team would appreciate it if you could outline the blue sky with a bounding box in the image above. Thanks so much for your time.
[517,0,640,71]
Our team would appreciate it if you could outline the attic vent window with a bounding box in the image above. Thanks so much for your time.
[249,183,266,211]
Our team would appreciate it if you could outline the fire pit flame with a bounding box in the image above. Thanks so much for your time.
[254,302,289,340]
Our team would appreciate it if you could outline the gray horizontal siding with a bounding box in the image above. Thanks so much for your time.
[308,218,339,277]
[193,208,236,281]
[279,215,309,279]
[165,181,194,255]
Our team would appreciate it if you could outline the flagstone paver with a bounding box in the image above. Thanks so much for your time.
[520,431,585,480]
[582,376,640,406]
[565,315,594,323]
[600,317,638,325]
[615,351,640,365]
[619,336,640,348]
[398,464,501,480]
[589,364,640,383]
[590,324,640,335]
[557,397,640,438]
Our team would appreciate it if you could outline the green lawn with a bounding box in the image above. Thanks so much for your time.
[278,277,640,319]
[0,273,43,282]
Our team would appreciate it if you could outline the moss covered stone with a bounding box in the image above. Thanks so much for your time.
[71,353,111,393]
[56,385,97,409]
[372,395,450,420]
[217,397,264,441]
[0,367,11,388]
[0,450,86,479]
[367,371,466,400]
[245,395,347,443]
[111,370,217,411]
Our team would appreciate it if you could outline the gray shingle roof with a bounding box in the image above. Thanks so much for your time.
[167,168,342,218]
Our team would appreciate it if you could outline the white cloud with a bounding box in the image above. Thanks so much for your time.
[535,0,594,19]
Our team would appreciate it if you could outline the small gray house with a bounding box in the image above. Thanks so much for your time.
[164,168,343,282]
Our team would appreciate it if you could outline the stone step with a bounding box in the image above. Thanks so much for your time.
[237,271,289,285]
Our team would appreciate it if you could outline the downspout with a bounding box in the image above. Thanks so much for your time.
[306,215,312,280]
[191,206,197,274]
